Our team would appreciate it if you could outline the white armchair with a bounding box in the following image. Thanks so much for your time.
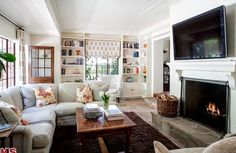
[153,134,236,153]
[100,75,121,102]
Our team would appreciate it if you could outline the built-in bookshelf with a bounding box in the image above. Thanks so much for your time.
[61,37,85,83]
[122,36,141,98]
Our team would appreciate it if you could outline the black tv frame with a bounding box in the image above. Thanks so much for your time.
[172,6,227,60]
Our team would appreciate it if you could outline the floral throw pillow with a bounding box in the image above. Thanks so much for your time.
[34,87,57,107]
[76,85,93,103]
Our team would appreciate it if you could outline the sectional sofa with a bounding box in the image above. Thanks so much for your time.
[0,82,117,153]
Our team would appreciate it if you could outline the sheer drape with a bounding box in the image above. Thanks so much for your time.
[17,29,26,84]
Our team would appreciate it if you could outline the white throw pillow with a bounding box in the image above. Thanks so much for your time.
[89,81,109,101]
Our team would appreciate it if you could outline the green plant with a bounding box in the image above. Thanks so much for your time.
[0,51,16,78]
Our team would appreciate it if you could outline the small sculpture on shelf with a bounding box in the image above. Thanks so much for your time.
[126,76,134,82]
[63,59,67,65]
[76,49,80,55]
[61,49,67,56]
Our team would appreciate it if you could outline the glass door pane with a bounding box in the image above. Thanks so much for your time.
[39,68,44,77]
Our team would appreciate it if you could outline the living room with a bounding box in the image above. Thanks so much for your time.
[0,0,236,153]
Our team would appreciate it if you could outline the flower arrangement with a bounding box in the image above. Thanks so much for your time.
[99,91,110,109]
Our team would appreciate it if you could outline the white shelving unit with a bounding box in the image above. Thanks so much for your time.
[61,36,85,83]
[121,36,142,98]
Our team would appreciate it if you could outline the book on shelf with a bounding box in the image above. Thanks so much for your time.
[0,123,12,132]
[104,105,124,121]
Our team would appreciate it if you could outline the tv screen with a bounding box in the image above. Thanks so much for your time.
[173,6,227,60]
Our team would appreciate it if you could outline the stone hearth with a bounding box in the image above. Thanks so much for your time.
[152,112,221,147]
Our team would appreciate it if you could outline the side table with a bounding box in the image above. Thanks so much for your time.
[0,124,17,148]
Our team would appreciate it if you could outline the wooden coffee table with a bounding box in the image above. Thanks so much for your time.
[76,108,137,153]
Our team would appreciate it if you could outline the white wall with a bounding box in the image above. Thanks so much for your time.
[0,16,16,40]
[169,0,236,96]
[169,0,236,133]
[152,39,164,94]
[30,35,61,84]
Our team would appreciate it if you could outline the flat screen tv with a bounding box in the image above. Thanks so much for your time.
[173,6,227,60]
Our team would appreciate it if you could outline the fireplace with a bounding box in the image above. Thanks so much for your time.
[180,77,229,134]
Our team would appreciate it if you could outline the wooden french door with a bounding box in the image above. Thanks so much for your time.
[29,46,54,83]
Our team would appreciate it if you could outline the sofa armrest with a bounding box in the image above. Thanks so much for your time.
[12,125,32,153]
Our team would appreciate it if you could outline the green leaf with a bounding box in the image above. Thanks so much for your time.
[0,60,5,72]
[0,52,16,62]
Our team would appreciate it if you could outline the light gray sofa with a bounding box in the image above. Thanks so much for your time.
[0,82,117,153]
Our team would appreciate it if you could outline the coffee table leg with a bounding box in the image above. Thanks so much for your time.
[79,134,86,152]
[126,129,132,153]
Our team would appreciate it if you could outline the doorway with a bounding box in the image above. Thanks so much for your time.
[152,36,170,95]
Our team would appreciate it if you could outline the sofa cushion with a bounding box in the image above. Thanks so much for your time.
[28,122,54,148]
[0,92,15,105]
[6,86,24,111]
[89,81,109,101]
[203,136,236,153]
[55,102,84,116]
[20,86,36,109]
[59,82,85,102]
[22,103,56,113]
[22,104,56,125]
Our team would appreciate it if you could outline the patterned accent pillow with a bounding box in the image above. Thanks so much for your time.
[0,101,28,125]
[34,86,57,107]
[76,85,93,103]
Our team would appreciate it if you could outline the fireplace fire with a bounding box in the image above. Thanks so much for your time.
[206,102,221,117]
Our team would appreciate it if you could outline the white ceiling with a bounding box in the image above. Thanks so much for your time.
[54,0,179,35]
[0,0,59,35]
[0,0,180,36]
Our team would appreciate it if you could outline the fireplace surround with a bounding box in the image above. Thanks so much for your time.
[180,77,229,134]
[168,60,236,133]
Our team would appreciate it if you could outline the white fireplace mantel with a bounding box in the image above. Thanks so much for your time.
[167,60,236,89]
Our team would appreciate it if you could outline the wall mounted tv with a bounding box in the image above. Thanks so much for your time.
[173,6,227,60]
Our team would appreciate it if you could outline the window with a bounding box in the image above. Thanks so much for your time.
[0,37,15,91]
[85,57,119,80]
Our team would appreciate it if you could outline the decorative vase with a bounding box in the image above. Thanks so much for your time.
[103,99,109,110]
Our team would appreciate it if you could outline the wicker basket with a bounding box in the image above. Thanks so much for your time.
[157,97,178,117]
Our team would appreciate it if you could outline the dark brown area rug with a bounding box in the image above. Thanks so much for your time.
[50,112,179,153]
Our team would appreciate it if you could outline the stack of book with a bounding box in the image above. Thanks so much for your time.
[104,105,124,121]
[83,104,103,119]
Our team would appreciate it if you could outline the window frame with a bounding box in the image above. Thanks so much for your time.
[0,36,16,91]
[85,57,119,80]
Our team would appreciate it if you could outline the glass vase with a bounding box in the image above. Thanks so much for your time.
[103,99,109,110]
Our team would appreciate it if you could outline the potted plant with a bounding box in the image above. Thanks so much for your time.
[0,51,16,78]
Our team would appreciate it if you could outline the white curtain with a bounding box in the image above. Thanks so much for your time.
[85,40,120,58]
[17,29,26,84]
